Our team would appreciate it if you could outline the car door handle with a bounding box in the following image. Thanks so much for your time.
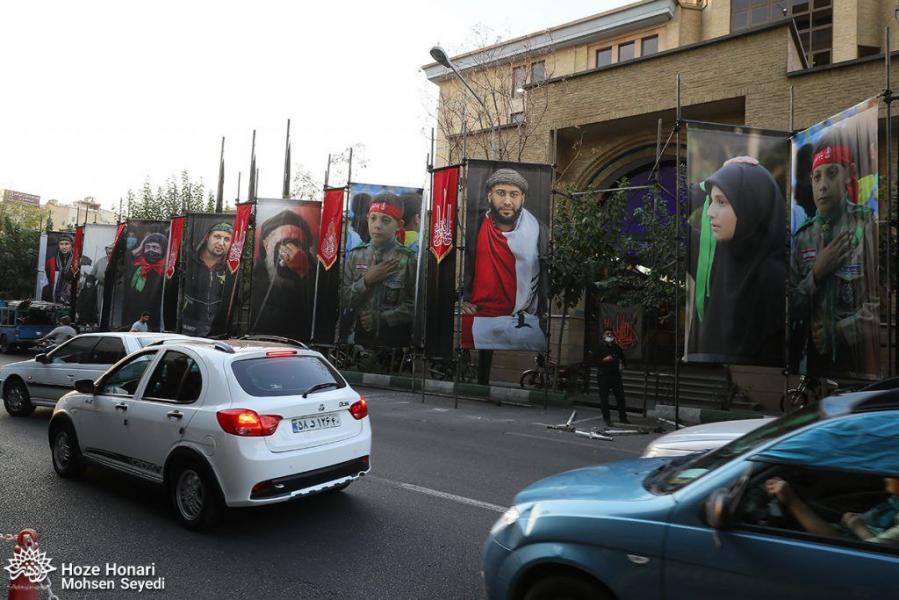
[66,374,74,378]
[166,410,183,420]
[114,402,128,411]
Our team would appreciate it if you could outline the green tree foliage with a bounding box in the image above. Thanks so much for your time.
[125,170,216,219]
[0,212,40,299]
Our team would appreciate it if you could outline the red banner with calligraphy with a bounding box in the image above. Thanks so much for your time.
[165,216,185,280]
[227,202,253,275]
[429,166,459,264]
[317,188,344,270]
[600,303,643,361]
[72,225,84,274]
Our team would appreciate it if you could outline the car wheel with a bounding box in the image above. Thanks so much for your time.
[50,422,85,478]
[523,575,610,600]
[3,379,35,417]
[169,459,224,530]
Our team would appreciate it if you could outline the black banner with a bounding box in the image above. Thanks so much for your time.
[39,232,75,309]
[102,220,170,331]
[179,214,237,337]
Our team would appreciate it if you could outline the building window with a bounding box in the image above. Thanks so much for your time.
[641,35,658,57]
[510,111,525,125]
[530,61,545,84]
[512,66,526,97]
[731,0,832,67]
[618,41,635,62]
[596,47,612,67]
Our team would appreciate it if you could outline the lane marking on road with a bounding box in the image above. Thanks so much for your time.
[365,475,507,513]
[504,432,642,454]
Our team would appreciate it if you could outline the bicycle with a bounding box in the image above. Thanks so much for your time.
[520,354,575,391]
[426,350,476,383]
[779,374,838,413]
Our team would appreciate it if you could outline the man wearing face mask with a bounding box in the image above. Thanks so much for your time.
[597,327,629,426]
[122,232,167,329]
[251,209,316,340]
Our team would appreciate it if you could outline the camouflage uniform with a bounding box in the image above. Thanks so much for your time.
[790,197,879,376]
[342,239,417,347]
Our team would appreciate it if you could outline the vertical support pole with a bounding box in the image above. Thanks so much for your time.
[545,129,559,410]
[786,84,795,402]
[310,154,331,345]
[885,29,895,376]
[336,148,353,346]
[674,73,682,429]
[422,128,436,403]
[454,160,467,410]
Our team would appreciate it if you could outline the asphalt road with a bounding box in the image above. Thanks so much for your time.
[0,352,660,600]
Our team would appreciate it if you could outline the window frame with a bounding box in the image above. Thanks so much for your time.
[49,335,101,365]
[595,46,613,68]
[95,350,160,399]
[140,349,204,405]
[730,464,899,557]
[618,41,635,62]
[512,66,527,98]
[641,35,659,57]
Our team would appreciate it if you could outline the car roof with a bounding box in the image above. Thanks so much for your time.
[819,388,899,417]
[143,338,317,359]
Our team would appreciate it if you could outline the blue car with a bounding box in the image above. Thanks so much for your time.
[483,392,899,600]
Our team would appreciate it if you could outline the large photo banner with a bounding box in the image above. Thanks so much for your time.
[339,184,423,348]
[104,220,170,331]
[179,214,236,337]
[789,97,880,378]
[684,123,789,366]
[38,231,76,308]
[250,198,336,342]
[75,223,116,327]
[462,160,551,352]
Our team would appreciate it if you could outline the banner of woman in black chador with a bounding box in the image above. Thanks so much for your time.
[684,123,790,366]
[102,220,170,331]
[180,214,236,337]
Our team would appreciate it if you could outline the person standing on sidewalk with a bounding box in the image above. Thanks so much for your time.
[597,328,629,426]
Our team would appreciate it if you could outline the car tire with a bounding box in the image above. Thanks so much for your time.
[50,422,85,478]
[168,458,224,530]
[523,575,610,600]
[3,379,35,417]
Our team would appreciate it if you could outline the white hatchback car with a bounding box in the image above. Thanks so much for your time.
[1,332,188,417]
[48,339,371,529]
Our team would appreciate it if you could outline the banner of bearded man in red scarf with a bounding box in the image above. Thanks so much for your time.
[462,164,550,351]
[122,231,168,329]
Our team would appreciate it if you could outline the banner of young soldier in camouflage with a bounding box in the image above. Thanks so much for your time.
[339,183,424,348]
[250,198,338,342]
[102,220,170,331]
[462,160,551,352]
[178,213,237,337]
[684,122,790,366]
[74,223,117,327]
[789,97,880,378]
[36,232,76,308]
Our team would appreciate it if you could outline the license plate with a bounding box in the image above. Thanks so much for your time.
[292,413,341,433]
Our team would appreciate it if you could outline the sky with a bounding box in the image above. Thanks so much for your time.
[0,0,633,211]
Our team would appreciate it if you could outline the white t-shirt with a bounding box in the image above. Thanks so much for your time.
[130,320,149,332]
[46,325,77,344]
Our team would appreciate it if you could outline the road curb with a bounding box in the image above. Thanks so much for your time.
[650,404,768,425]
[338,370,567,406]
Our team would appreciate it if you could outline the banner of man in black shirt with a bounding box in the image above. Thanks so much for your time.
[179,214,236,338]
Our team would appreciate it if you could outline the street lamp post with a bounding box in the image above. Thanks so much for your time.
[430,45,498,160]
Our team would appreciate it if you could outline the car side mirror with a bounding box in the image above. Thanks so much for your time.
[705,488,731,529]
[74,379,96,395]
[35,353,48,364]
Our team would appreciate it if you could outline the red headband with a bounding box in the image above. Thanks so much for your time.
[812,145,853,171]
[368,202,403,221]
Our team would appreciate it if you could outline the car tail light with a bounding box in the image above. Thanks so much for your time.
[349,397,368,420]
[217,409,282,436]
[266,350,297,358]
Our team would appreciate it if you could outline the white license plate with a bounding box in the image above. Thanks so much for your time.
[292,413,341,433]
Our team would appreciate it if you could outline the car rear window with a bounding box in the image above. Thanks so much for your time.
[231,355,346,397]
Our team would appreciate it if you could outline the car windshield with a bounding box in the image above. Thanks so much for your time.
[645,407,823,494]
[231,355,346,397]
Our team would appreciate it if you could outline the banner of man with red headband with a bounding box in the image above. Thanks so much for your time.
[789,97,880,379]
